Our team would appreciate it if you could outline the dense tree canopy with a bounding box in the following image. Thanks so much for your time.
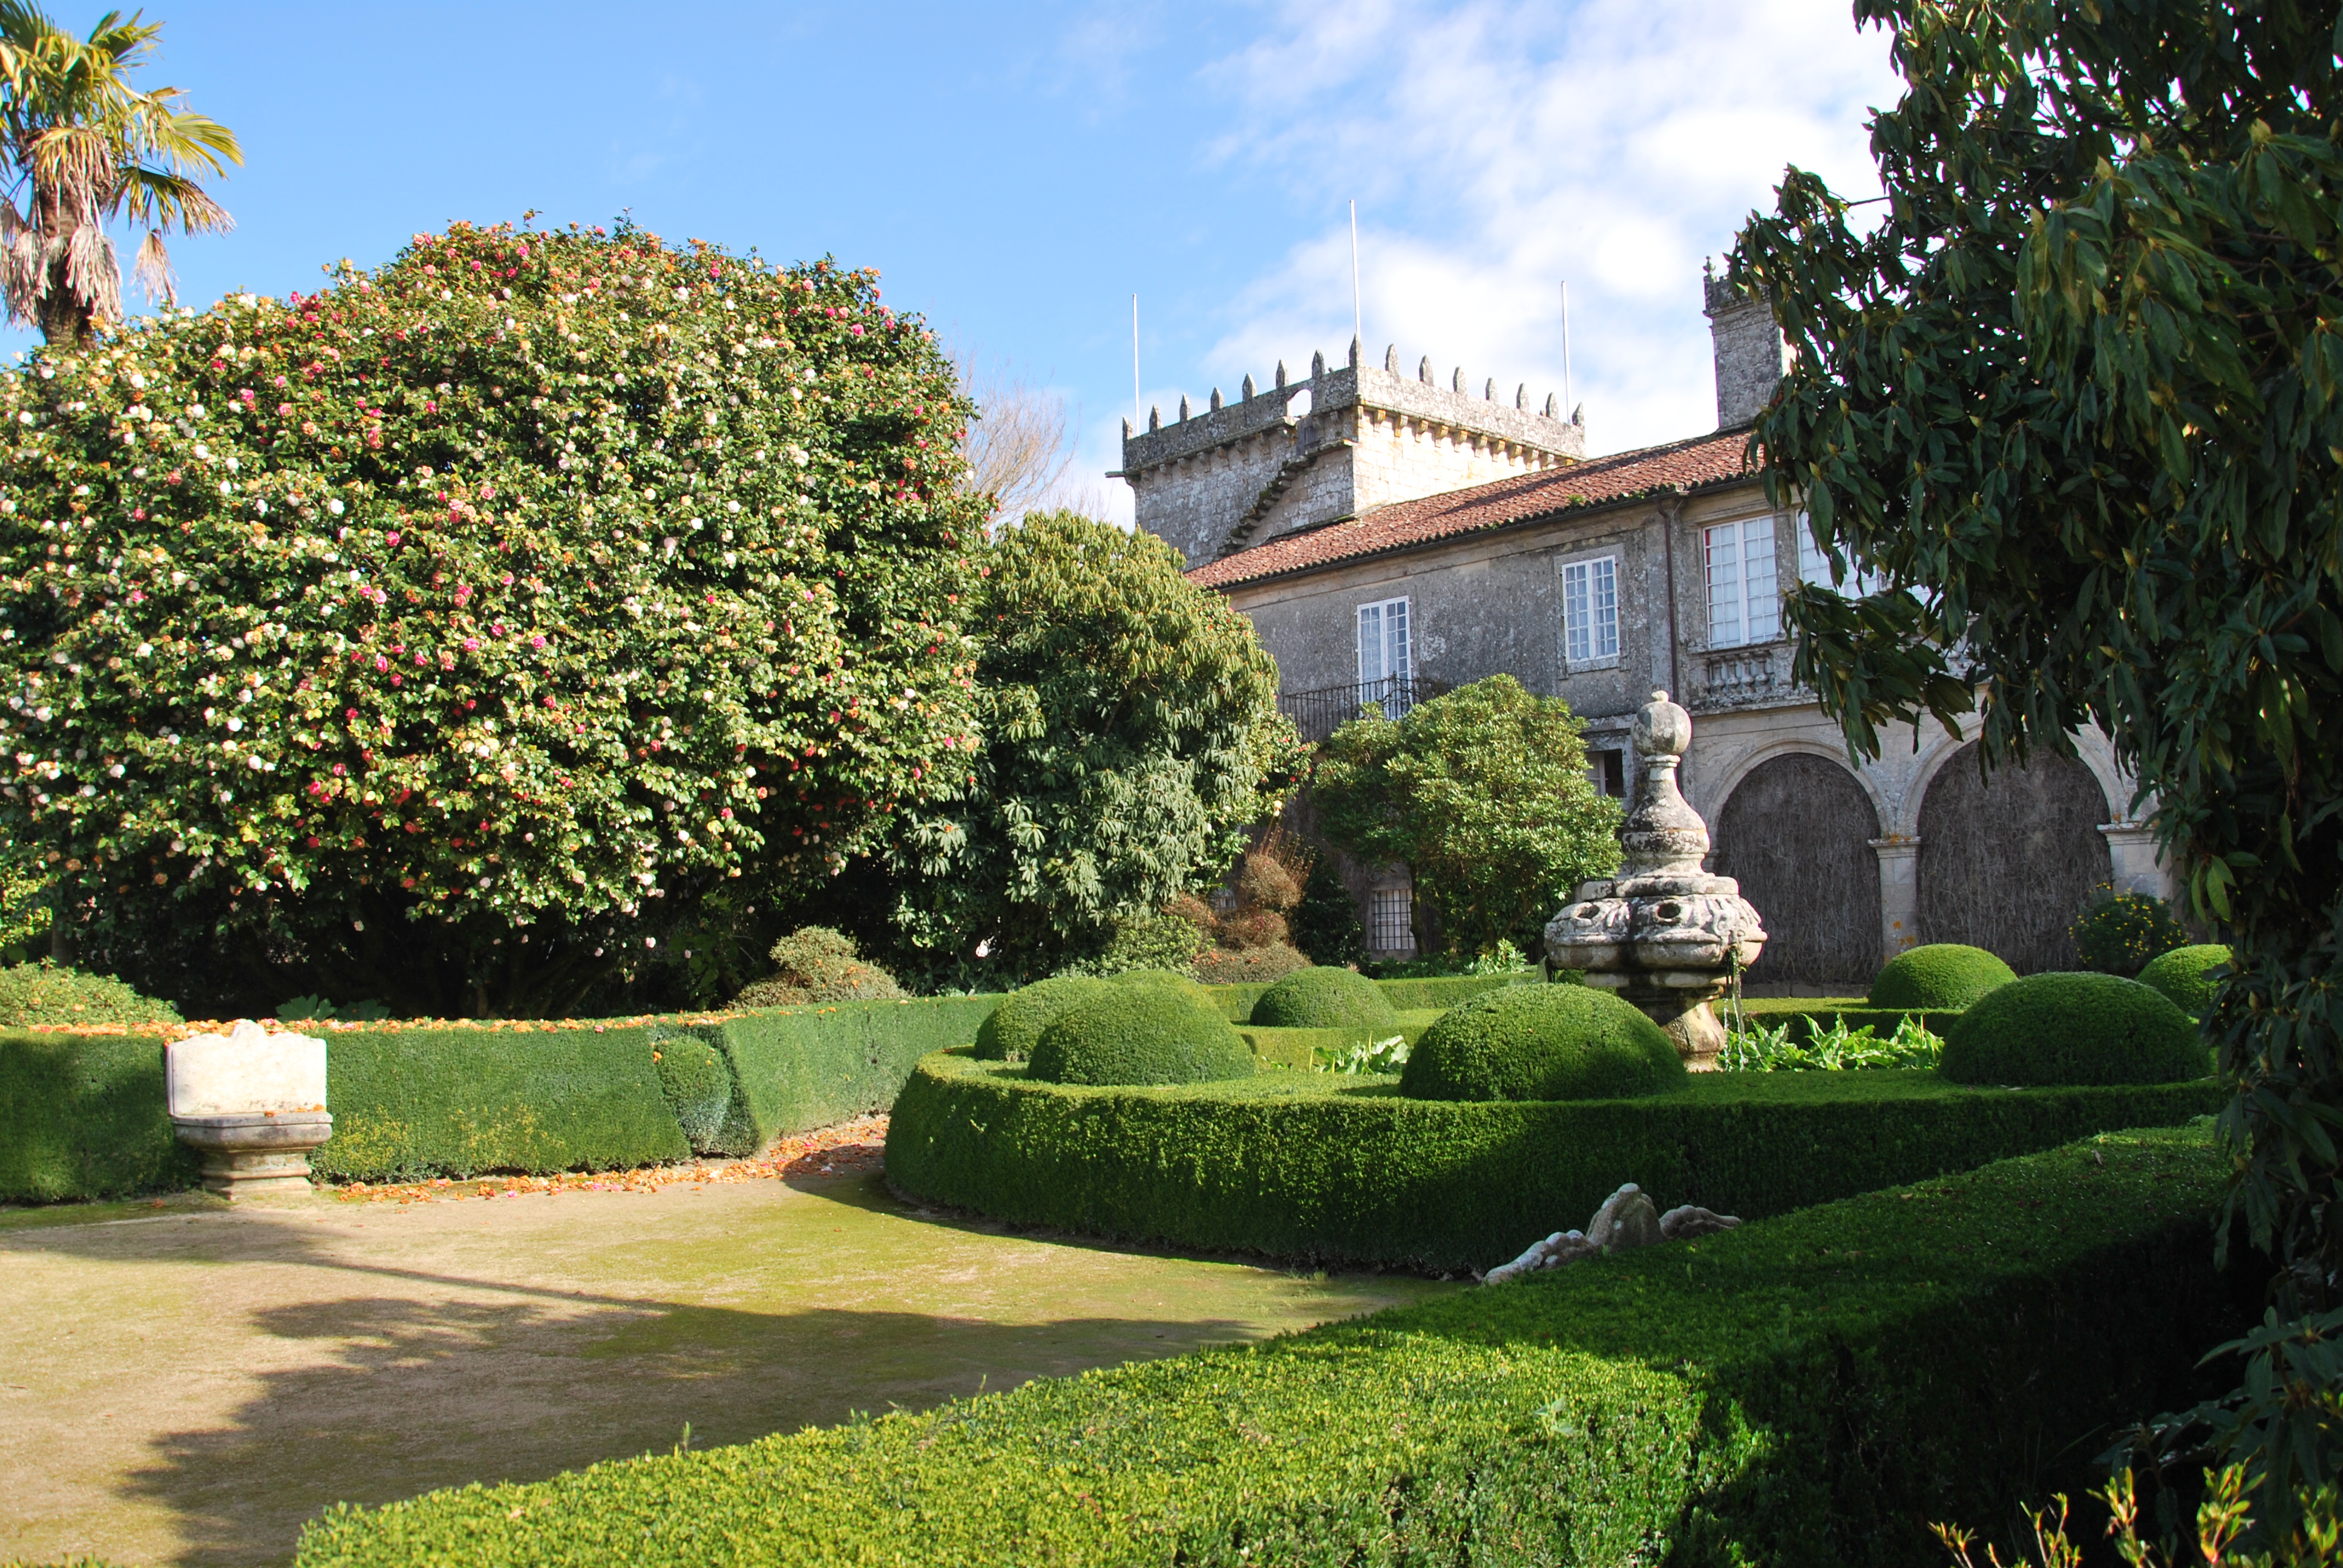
[0,219,988,1015]
[1733,0,2343,1534]
[1312,675,1618,959]
[882,512,1300,986]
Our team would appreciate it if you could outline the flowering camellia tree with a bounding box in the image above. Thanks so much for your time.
[0,218,988,1016]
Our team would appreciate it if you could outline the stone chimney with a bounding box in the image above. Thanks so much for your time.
[1703,264,1790,430]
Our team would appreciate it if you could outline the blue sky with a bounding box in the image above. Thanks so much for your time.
[18,0,1902,520]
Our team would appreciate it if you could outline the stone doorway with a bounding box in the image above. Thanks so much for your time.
[1916,742,2112,972]
[1712,753,1883,993]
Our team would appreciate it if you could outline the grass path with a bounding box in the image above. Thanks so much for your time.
[1,1132,1447,1567]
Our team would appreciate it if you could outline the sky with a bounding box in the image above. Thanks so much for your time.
[14,0,1904,523]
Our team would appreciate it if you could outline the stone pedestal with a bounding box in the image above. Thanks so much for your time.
[168,1021,332,1200]
[1546,691,1767,1071]
[173,1112,336,1197]
[2099,822,2172,903]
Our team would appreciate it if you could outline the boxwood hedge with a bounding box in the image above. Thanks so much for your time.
[885,1051,2224,1270]
[2,996,1008,1199]
[294,1126,2255,1568]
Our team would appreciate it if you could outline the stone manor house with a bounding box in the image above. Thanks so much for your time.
[1116,274,2175,990]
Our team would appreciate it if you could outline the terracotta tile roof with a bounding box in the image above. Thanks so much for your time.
[1185,427,1760,590]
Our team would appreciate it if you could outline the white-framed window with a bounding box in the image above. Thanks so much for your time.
[1369,887,1415,953]
[1794,511,1884,595]
[1705,516,1779,648]
[1559,555,1619,667]
[1357,596,1412,711]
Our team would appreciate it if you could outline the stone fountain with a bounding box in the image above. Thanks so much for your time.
[168,1020,333,1198]
[1544,690,1766,1070]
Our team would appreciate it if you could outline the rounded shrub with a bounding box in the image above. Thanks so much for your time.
[1026,988,1255,1087]
[1399,984,1686,1102]
[1939,972,2210,1086]
[1110,969,1219,1009]
[2134,944,2232,1021]
[1868,944,2018,1011]
[651,1031,734,1153]
[1250,966,1401,1032]
[0,961,182,1028]
[974,976,1110,1062]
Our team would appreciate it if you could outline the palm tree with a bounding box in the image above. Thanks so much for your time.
[0,4,239,347]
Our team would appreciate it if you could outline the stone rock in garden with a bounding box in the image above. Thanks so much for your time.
[1587,1183,1663,1253]
[1483,1227,1597,1285]
[1657,1204,1741,1241]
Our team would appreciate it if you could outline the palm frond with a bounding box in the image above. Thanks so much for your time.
[62,218,114,323]
[116,164,228,234]
[128,223,167,304]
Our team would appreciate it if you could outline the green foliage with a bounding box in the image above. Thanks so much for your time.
[302,1128,2253,1568]
[0,218,986,1018]
[1732,0,2343,1486]
[0,1029,194,1199]
[1288,855,1365,968]
[1723,1013,1944,1072]
[1869,944,2016,1011]
[1249,965,1400,1033]
[1312,675,1620,958]
[1188,942,1311,984]
[650,1029,736,1154]
[1107,967,1217,1009]
[275,993,390,1022]
[2071,884,2189,978]
[309,1023,690,1181]
[889,1051,2222,1271]
[1073,905,1211,978]
[696,995,1002,1149]
[732,926,902,1009]
[0,838,50,958]
[1314,1031,1411,1076]
[2141,944,2233,1021]
[1941,973,2210,1088]
[1024,987,1254,1087]
[971,975,1105,1062]
[881,512,1302,984]
[1400,983,1684,1102]
[0,959,180,1027]
[1369,972,1538,1012]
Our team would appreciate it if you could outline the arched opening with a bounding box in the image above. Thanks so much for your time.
[1712,753,1883,991]
[1917,742,2112,972]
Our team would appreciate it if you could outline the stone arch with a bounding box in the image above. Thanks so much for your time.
[1916,741,2112,972]
[1712,753,1884,990]
[1703,735,1893,840]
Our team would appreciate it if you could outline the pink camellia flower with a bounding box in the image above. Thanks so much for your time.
[850,325,863,337]
[462,638,479,651]
[387,532,401,547]
[332,763,346,776]
[278,402,293,416]
[424,400,437,414]
[390,674,403,687]
[531,635,546,649]
[491,623,506,637]
[414,653,428,667]
[374,656,390,671]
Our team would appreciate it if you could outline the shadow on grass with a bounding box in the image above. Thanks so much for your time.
[3,1189,1309,1568]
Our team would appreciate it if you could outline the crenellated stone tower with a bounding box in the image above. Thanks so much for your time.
[1703,264,1792,430]
[1116,340,1586,568]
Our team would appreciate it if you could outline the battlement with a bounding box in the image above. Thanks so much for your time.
[1702,261,1790,430]
[1119,339,1585,567]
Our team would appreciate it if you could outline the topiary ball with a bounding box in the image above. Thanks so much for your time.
[1398,985,1686,1102]
[1868,944,2018,1011]
[1250,965,1401,1032]
[1110,969,1221,1008]
[1026,989,1256,1086]
[1938,972,2210,1086]
[973,976,1110,1062]
[2136,944,2231,1021]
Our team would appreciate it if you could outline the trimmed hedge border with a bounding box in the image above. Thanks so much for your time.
[1,997,1008,1200]
[293,1126,2256,1568]
[885,1051,2223,1270]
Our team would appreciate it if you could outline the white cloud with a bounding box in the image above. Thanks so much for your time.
[1183,0,1900,456]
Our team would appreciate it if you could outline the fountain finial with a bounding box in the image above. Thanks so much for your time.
[1544,691,1766,1068]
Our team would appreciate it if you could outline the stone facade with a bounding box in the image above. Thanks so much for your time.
[1144,271,2181,985]
[1118,344,1585,569]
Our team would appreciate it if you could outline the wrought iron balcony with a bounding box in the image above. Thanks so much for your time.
[1277,675,1451,744]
